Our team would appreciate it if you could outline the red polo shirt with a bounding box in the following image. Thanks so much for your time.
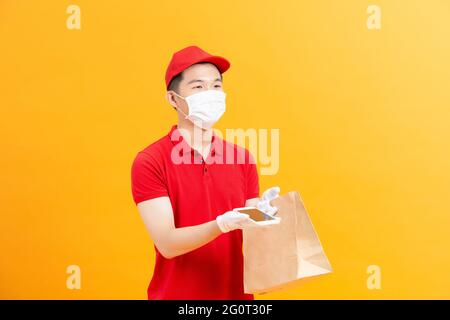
[131,124,259,300]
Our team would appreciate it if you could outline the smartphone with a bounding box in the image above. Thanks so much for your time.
[233,207,281,226]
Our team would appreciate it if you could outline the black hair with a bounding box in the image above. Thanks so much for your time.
[168,73,184,93]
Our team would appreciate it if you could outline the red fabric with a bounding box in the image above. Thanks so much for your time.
[131,124,259,300]
[165,45,230,89]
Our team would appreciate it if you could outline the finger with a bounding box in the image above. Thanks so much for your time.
[267,186,280,200]
[237,219,259,228]
[234,213,249,221]
[263,186,280,201]
[266,206,278,216]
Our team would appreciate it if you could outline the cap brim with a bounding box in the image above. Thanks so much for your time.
[196,55,231,74]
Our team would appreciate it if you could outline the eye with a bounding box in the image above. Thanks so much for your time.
[214,84,222,88]
[192,85,203,89]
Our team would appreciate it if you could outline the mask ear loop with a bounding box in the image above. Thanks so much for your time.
[171,91,189,119]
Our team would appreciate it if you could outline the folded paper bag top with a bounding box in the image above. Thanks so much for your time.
[242,191,332,294]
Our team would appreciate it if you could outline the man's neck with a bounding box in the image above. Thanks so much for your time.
[177,121,213,158]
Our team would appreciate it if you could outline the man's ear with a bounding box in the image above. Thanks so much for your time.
[166,91,177,110]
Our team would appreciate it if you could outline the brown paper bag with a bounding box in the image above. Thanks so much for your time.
[243,191,332,294]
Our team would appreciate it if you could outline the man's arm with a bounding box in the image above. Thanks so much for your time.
[137,196,222,259]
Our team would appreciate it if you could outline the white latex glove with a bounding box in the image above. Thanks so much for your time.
[216,211,250,233]
[256,186,280,216]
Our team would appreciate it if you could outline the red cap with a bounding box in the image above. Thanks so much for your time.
[165,45,230,89]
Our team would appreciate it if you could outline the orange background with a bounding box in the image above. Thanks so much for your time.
[1,0,450,299]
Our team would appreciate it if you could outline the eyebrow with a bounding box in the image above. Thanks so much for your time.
[186,78,222,85]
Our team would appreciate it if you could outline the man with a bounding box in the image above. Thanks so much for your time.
[131,45,279,300]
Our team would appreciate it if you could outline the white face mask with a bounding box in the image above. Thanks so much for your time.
[172,90,226,129]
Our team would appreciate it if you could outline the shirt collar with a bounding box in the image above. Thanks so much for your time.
[168,124,223,156]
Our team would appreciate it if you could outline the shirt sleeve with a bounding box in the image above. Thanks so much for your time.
[131,151,168,205]
[246,151,260,200]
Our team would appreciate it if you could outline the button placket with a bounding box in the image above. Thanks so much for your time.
[193,150,203,165]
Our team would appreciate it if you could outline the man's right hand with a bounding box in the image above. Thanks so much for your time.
[216,211,250,233]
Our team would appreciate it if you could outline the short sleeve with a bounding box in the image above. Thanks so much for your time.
[131,151,168,205]
[246,151,260,199]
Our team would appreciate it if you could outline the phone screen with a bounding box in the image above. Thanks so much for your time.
[235,208,275,222]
